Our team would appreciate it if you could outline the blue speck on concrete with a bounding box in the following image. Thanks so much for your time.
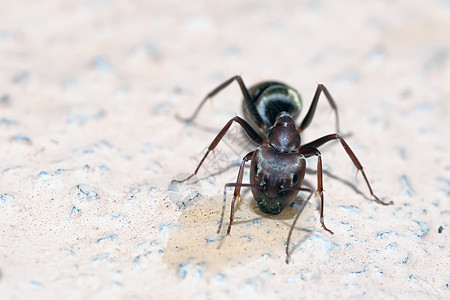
[422,47,449,74]
[177,262,204,280]
[408,274,418,280]
[109,281,122,288]
[13,71,30,84]
[400,175,414,196]
[261,253,271,260]
[131,40,162,60]
[76,184,99,200]
[92,56,112,72]
[240,235,252,242]
[397,253,409,265]
[436,177,450,195]
[307,235,339,252]
[408,220,429,238]
[30,280,43,290]
[0,93,10,104]
[38,171,51,179]
[70,206,81,215]
[333,69,360,84]
[205,236,224,243]
[99,165,109,171]
[350,265,368,276]
[67,108,105,126]
[367,45,387,65]
[61,79,78,92]
[97,234,117,243]
[377,231,393,239]
[385,243,396,251]
[10,134,31,143]
[159,223,175,233]
[338,205,360,212]
[215,273,226,283]
[444,277,450,289]
[0,193,15,202]
[92,253,109,262]
[0,118,18,127]
[177,263,189,279]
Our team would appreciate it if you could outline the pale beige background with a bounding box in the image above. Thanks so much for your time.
[0,1,449,299]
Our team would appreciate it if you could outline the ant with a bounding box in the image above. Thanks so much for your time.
[172,75,393,263]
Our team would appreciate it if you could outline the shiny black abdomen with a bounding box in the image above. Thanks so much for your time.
[242,81,303,132]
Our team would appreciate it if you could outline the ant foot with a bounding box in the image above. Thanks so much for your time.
[373,194,394,206]
[170,173,197,185]
[226,225,232,236]
[175,113,194,124]
[320,218,335,235]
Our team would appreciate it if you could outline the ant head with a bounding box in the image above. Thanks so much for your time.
[267,112,301,152]
[250,146,306,214]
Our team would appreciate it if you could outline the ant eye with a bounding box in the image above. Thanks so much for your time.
[253,165,258,177]
[293,174,299,184]
[259,180,267,190]
[278,184,286,196]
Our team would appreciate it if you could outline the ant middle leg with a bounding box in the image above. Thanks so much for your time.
[219,151,254,235]
[172,116,264,184]
[285,186,314,264]
[302,134,393,206]
[298,84,341,134]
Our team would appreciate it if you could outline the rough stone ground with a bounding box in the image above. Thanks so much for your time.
[0,1,449,299]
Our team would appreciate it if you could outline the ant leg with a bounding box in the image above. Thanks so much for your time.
[298,84,340,133]
[218,151,254,235]
[172,116,264,184]
[285,187,313,264]
[300,146,334,234]
[178,75,263,126]
[302,134,393,206]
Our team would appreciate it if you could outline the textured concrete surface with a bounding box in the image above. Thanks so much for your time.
[1,0,449,299]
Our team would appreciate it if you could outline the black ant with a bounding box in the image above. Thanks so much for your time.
[172,75,393,263]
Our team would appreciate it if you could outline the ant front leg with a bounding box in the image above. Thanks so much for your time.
[303,134,393,206]
[299,146,334,234]
[298,84,341,134]
[172,116,264,184]
[218,151,254,235]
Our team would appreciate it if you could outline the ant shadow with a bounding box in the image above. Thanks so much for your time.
[179,118,224,134]
[170,145,375,256]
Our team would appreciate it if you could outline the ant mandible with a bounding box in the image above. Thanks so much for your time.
[172,75,393,263]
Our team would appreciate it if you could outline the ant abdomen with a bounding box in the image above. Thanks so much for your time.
[243,81,302,132]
